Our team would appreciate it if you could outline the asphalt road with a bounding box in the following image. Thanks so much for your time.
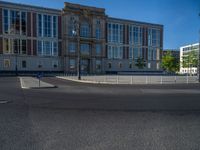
[0,77,200,150]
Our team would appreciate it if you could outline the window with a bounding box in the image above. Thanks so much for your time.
[13,39,20,54]
[96,60,101,71]
[3,9,9,34]
[108,62,112,69]
[107,23,123,43]
[37,41,57,56]
[96,44,101,55]
[53,42,58,56]
[53,16,57,37]
[69,59,76,70]
[80,44,90,55]
[3,38,10,54]
[38,61,43,68]
[4,59,10,68]
[37,41,43,55]
[129,25,142,45]
[22,60,26,68]
[52,60,58,68]
[133,48,138,59]
[68,42,76,53]
[43,15,52,37]
[3,10,27,35]
[107,46,123,59]
[96,28,101,39]
[21,40,27,55]
[80,22,90,37]
[10,10,20,34]
[119,62,122,68]
[21,12,27,35]
[38,14,42,37]
[43,41,52,56]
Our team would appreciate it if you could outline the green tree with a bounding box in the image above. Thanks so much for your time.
[135,57,146,69]
[161,51,179,73]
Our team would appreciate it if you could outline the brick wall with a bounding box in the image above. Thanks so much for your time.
[32,13,37,37]
[0,37,3,54]
[0,8,2,34]
[27,12,32,37]
[27,39,31,55]
[58,41,62,56]
[33,40,37,55]
[58,16,62,39]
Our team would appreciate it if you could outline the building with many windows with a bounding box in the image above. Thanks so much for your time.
[105,18,163,74]
[0,1,163,74]
[0,1,62,73]
[180,43,199,75]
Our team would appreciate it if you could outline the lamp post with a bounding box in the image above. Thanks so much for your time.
[72,19,81,80]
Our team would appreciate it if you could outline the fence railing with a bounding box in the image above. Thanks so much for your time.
[60,75,199,84]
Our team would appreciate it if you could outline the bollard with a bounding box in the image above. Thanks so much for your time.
[160,76,163,84]
[187,75,189,84]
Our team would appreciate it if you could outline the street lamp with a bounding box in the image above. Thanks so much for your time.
[72,19,81,80]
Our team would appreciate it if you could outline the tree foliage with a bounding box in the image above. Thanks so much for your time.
[161,51,179,73]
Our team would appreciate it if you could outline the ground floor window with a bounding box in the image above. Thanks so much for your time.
[69,59,76,70]
[4,59,10,68]
[22,60,26,68]
[52,60,58,68]
[96,60,101,72]
[3,38,27,54]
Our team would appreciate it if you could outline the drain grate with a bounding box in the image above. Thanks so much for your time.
[0,100,10,104]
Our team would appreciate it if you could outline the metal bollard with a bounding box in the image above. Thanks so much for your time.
[160,76,163,84]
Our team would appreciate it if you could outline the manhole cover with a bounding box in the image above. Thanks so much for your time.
[0,100,10,104]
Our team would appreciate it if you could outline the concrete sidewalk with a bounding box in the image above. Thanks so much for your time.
[20,77,56,89]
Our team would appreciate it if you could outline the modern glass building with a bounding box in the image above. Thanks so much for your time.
[180,43,199,75]
[0,1,163,74]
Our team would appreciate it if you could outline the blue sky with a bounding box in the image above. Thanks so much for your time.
[3,0,200,49]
